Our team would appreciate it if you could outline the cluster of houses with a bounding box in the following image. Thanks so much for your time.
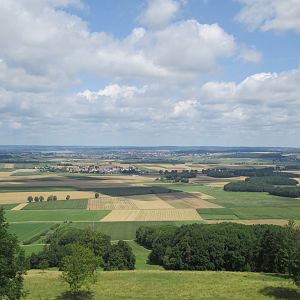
[38,164,141,175]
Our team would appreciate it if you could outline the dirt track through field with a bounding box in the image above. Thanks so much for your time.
[11,203,28,210]
[189,192,216,200]
[100,209,203,222]
[205,182,229,188]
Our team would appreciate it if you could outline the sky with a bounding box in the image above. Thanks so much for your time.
[0,0,300,147]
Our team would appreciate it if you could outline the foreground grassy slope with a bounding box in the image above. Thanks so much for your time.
[24,270,299,300]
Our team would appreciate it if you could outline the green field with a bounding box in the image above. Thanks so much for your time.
[88,186,178,196]
[11,171,41,176]
[0,203,19,210]
[0,186,77,192]
[23,199,88,210]
[126,241,162,270]
[155,184,300,220]
[5,210,110,222]
[8,223,55,242]
[162,184,300,207]
[198,207,300,220]
[24,270,299,300]
[0,168,14,172]
[21,244,45,256]
[68,221,204,240]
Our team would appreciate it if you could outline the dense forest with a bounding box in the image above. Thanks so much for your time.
[224,175,300,197]
[29,227,135,271]
[158,170,197,183]
[202,167,275,178]
[136,223,300,275]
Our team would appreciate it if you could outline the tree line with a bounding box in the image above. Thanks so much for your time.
[136,223,300,287]
[202,167,275,178]
[224,175,300,197]
[29,226,135,271]
[158,170,197,183]
[27,194,71,202]
[202,167,300,179]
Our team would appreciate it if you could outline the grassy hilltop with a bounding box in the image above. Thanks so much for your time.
[24,270,299,300]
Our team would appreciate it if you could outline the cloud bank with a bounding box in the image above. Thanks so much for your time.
[0,0,299,146]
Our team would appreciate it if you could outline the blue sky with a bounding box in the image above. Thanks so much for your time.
[0,0,300,146]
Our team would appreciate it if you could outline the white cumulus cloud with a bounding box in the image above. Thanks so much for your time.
[236,0,300,33]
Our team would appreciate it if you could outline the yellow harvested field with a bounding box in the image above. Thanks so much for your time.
[132,199,174,210]
[11,203,28,210]
[3,163,14,168]
[220,176,247,181]
[100,209,202,222]
[189,192,216,200]
[87,197,138,210]
[0,172,14,179]
[205,182,229,188]
[294,178,300,184]
[157,192,222,209]
[136,163,192,171]
[88,195,175,210]
[91,175,155,184]
[0,191,94,204]
[283,170,300,175]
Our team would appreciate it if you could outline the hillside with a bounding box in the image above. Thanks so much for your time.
[24,270,299,300]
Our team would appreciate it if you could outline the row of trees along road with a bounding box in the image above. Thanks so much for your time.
[27,195,71,202]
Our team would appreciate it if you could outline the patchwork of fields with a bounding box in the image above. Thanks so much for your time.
[100,209,202,222]
[1,166,300,246]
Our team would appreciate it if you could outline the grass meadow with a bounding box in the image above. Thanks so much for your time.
[68,220,204,240]
[8,222,55,242]
[23,199,88,210]
[5,210,110,222]
[23,270,300,300]
[0,203,19,210]
[123,241,162,270]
